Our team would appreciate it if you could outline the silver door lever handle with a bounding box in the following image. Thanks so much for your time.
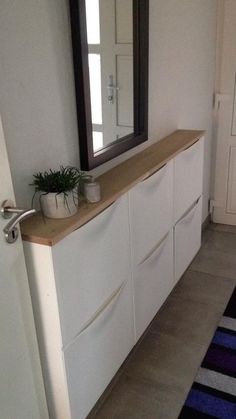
[4,208,36,232]
[1,200,36,243]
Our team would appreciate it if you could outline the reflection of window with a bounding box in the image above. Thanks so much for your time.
[88,54,103,125]
[85,0,103,151]
[93,131,103,151]
[85,0,100,44]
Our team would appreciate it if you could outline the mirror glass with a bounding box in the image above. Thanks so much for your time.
[85,0,134,153]
[69,0,149,170]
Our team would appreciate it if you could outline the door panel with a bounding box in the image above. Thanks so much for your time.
[231,74,236,135]
[99,0,133,146]
[0,117,48,418]
[227,146,236,212]
[115,0,133,43]
[214,1,236,224]
[117,55,133,128]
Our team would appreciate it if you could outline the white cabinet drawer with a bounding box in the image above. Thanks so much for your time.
[174,138,204,223]
[129,161,173,266]
[174,197,202,283]
[133,230,174,342]
[52,194,130,347]
[63,277,134,419]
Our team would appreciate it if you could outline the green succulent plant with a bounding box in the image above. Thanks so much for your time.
[30,166,92,210]
[31,166,80,194]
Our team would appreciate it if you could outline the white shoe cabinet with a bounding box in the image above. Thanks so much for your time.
[132,230,174,341]
[23,136,204,419]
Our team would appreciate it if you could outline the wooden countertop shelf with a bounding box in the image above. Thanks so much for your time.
[21,129,204,246]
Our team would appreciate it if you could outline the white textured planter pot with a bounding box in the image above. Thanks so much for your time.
[40,191,78,219]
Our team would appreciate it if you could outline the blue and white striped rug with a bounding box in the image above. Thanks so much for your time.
[178,287,236,419]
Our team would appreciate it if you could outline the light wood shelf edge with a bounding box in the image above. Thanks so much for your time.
[21,129,205,246]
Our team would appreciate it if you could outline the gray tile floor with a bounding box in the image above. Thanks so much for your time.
[88,223,236,419]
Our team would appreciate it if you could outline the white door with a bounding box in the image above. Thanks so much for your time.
[0,117,48,419]
[100,0,133,144]
[213,0,236,224]
[86,0,133,151]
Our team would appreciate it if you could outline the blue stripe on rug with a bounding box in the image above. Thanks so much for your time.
[218,326,236,337]
[185,388,236,418]
[213,330,236,350]
[192,382,236,403]
[179,286,236,419]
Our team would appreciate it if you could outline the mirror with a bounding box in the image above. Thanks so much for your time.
[69,0,149,170]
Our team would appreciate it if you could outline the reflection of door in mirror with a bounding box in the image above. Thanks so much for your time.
[85,0,134,154]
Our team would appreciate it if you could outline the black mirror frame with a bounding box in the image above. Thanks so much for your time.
[69,0,149,171]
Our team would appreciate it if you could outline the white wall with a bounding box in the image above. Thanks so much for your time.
[0,0,79,208]
[0,0,217,221]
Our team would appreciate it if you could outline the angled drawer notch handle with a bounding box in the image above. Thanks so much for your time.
[177,197,200,225]
[63,279,127,351]
[141,163,167,184]
[182,139,200,155]
[75,197,122,232]
[138,232,169,267]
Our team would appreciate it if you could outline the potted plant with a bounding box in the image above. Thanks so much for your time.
[31,166,89,219]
